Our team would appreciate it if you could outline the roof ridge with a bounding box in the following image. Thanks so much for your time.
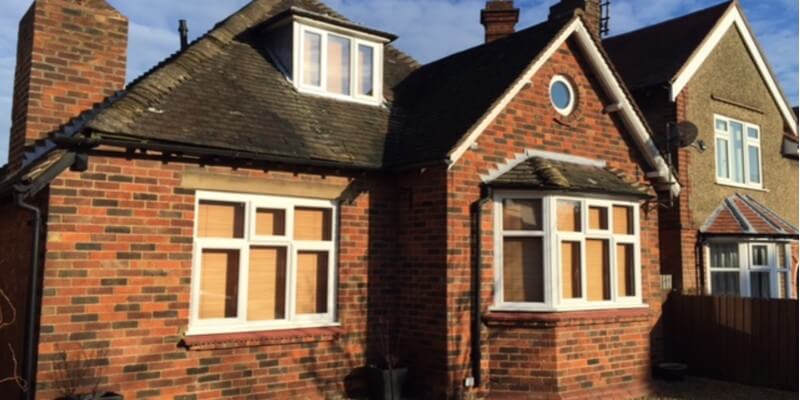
[724,195,755,233]
[740,194,798,232]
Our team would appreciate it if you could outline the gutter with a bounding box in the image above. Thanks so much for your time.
[14,188,42,400]
[470,185,493,388]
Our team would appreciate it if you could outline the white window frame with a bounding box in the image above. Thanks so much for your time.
[714,114,763,189]
[294,22,383,106]
[492,191,645,312]
[705,240,793,299]
[549,75,576,116]
[188,191,338,336]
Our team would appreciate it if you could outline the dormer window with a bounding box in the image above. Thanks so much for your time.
[263,9,391,106]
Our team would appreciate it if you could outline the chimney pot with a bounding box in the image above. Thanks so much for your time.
[481,0,520,43]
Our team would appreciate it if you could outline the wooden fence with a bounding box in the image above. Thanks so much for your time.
[664,293,798,391]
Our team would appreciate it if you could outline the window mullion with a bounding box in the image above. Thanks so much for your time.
[237,243,250,326]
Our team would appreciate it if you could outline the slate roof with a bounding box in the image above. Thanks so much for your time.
[488,157,650,198]
[603,1,731,90]
[701,194,799,237]
[386,20,562,166]
[84,0,418,169]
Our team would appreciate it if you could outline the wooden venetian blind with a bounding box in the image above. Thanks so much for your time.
[503,238,544,302]
[503,199,542,231]
[255,208,286,237]
[588,207,608,230]
[199,249,240,319]
[561,241,582,299]
[296,251,329,314]
[557,201,581,232]
[617,244,635,297]
[613,206,633,235]
[198,201,244,238]
[586,239,610,301]
[294,208,332,241]
[248,247,287,321]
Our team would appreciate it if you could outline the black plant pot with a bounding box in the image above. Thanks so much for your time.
[368,366,408,400]
[654,362,688,382]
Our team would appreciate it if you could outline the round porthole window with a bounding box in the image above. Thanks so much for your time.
[550,75,575,116]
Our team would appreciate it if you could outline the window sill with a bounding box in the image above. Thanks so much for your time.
[715,180,768,192]
[180,326,344,350]
[484,306,650,328]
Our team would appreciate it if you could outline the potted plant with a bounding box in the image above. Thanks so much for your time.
[368,317,407,400]
[54,348,123,400]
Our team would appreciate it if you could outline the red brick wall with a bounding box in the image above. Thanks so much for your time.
[34,156,396,399]
[447,38,664,399]
[8,0,127,171]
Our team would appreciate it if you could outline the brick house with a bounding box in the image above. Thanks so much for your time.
[5,0,782,399]
[605,1,799,299]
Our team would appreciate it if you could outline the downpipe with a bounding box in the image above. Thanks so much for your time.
[470,185,493,389]
[15,189,42,400]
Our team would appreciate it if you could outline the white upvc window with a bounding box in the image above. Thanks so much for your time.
[295,23,383,105]
[492,192,644,312]
[714,115,763,189]
[707,240,793,299]
[188,191,338,336]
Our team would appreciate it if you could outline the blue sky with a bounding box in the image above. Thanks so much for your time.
[0,0,797,164]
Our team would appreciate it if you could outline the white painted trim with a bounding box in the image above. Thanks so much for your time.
[447,18,680,197]
[550,75,576,116]
[670,5,798,135]
[713,114,764,189]
[492,191,644,311]
[706,240,794,299]
[187,191,338,336]
[481,148,607,182]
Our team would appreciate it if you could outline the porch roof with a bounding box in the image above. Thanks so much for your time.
[701,194,799,237]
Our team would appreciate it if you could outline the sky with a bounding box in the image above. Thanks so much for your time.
[0,0,797,164]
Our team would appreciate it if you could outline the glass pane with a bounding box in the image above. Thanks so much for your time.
[715,119,728,131]
[199,249,240,319]
[731,121,745,183]
[561,241,582,299]
[502,238,544,303]
[294,208,332,241]
[750,271,770,299]
[357,44,374,96]
[248,247,287,321]
[327,35,351,95]
[716,138,729,179]
[256,208,286,236]
[777,244,787,269]
[710,243,739,268]
[197,201,245,239]
[303,31,322,86]
[617,243,636,297]
[748,146,760,184]
[752,245,768,266]
[612,206,634,235]
[503,199,542,231]
[588,206,608,230]
[778,272,788,299]
[711,271,740,296]
[557,200,581,232]
[551,81,571,110]
[296,251,329,314]
[747,127,759,139]
[587,239,610,301]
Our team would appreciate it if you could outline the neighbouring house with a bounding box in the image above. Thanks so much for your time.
[9,0,797,400]
[604,1,799,300]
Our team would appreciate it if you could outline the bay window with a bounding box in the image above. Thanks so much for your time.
[493,193,643,312]
[715,115,762,188]
[707,241,793,299]
[190,191,337,335]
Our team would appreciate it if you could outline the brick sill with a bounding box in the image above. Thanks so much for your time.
[483,307,651,328]
[180,326,344,350]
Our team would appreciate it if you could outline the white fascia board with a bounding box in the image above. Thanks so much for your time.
[670,6,798,135]
[447,17,680,197]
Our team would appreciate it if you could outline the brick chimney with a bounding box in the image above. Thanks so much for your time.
[7,0,128,171]
[549,0,602,37]
[481,0,520,43]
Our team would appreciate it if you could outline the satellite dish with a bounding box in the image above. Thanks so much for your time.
[676,121,699,148]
